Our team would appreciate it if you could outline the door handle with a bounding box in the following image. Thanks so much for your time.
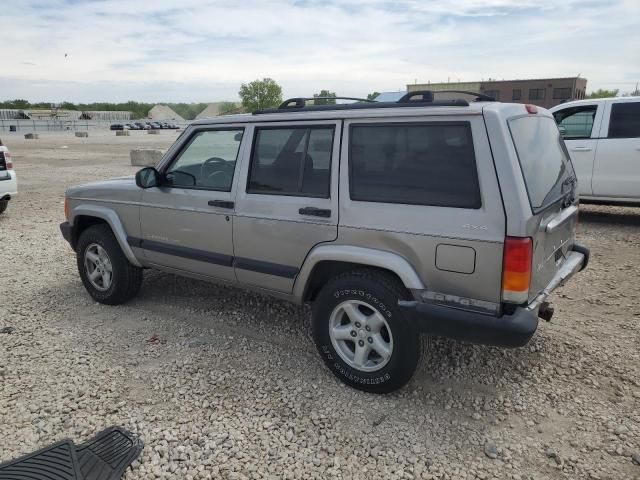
[570,146,592,152]
[299,207,331,218]
[208,200,234,209]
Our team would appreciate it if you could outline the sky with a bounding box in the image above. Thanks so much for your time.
[1,0,639,103]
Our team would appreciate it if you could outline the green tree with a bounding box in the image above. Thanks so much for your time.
[313,89,336,105]
[366,91,380,101]
[586,89,619,99]
[239,78,283,111]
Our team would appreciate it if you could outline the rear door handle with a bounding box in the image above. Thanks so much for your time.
[570,146,592,152]
[208,200,234,209]
[299,207,331,218]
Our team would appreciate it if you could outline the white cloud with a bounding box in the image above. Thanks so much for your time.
[0,0,638,102]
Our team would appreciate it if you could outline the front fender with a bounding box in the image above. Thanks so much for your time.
[293,244,425,301]
[70,204,142,267]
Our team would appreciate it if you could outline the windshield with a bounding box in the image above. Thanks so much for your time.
[508,115,575,212]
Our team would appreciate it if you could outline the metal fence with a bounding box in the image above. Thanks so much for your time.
[0,119,188,133]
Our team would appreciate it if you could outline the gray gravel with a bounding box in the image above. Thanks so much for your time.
[1,131,639,479]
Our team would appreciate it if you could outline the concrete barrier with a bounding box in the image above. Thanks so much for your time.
[148,129,159,135]
[130,149,164,166]
[116,130,130,136]
[75,131,89,138]
[24,133,39,139]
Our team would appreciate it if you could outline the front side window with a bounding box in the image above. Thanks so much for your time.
[553,105,597,139]
[248,126,334,197]
[165,129,243,190]
[509,116,575,212]
[608,102,640,138]
[349,123,481,208]
[529,88,546,100]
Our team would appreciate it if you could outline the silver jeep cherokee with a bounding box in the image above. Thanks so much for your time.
[60,91,589,393]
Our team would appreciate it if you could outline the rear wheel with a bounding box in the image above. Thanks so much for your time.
[0,200,8,215]
[312,269,420,393]
[76,224,143,305]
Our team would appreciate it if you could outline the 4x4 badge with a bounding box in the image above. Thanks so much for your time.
[462,224,488,230]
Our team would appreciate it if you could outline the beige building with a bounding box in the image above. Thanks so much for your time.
[408,77,587,109]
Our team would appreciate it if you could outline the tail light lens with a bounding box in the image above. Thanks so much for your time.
[502,237,532,304]
[64,197,70,220]
[2,152,11,170]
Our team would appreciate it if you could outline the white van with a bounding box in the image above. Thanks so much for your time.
[550,97,640,204]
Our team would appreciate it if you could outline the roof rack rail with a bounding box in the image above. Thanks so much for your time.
[431,90,497,102]
[277,96,374,109]
[254,92,469,115]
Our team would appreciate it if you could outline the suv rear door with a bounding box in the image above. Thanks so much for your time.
[233,120,340,293]
[591,98,640,198]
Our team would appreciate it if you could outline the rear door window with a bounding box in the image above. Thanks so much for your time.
[608,102,640,138]
[247,126,334,198]
[349,122,481,208]
[509,116,575,212]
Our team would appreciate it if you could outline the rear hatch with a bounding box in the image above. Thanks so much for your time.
[508,114,578,302]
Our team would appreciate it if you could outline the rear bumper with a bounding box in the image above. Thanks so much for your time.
[399,300,538,347]
[0,171,18,199]
[399,243,590,348]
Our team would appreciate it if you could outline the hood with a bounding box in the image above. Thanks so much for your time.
[66,175,139,200]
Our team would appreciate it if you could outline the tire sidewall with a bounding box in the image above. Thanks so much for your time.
[313,275,419,393]
[76,227,121,302]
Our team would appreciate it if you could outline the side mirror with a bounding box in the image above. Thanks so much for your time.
[558,125,567,136]
[135,167,160,189]
[234,132,243,142]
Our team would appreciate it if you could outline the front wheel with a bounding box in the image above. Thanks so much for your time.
[312,269,420,393]
[76,224,143,305]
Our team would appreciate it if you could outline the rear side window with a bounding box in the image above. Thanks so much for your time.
[509,116,575,212]
[248,126,333,197]
[608,102,640,138]
[349,123,481,208]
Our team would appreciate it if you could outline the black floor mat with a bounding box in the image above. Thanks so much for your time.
[0,428,142,480]
[75,427,143,480]
[0,440,81,480]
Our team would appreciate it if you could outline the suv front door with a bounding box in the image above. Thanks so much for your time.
[137,126,246,282]
[233,121,340,293]
[552,103,602,196]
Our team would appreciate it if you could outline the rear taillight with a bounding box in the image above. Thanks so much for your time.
[502,237,532,304]
[5,152,13,170]
[64,197,70,220]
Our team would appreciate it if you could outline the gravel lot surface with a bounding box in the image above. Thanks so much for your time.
[1,131,639,479]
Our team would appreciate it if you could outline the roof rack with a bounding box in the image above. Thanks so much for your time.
[278,96,374,109]
[430,90,497,102]
[253,90,470,114]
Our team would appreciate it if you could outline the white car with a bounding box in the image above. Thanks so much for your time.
[551,96,640,204]
[0,142,17,215]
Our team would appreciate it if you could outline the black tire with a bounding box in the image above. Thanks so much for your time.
[312,269,420,394]
[76,224,143,305]
[0,200,8,215]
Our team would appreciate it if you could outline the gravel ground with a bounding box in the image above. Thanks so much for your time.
[0,131,639,480]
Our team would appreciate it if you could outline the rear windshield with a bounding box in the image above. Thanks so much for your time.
[508,116,575,212]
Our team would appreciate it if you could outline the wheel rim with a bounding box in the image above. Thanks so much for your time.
[84,243,113,291]
[329,300,394,372]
